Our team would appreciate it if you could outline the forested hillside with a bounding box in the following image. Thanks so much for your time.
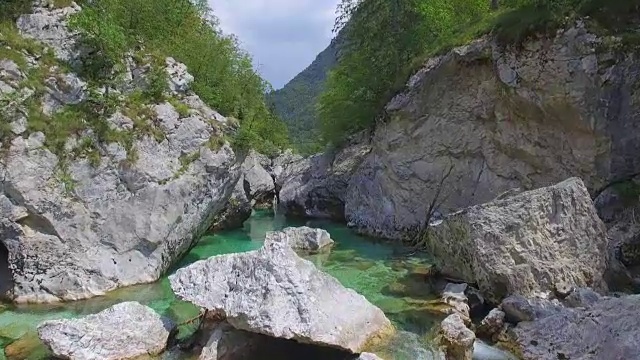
[1,0,290,156]
[318,0,639,145]
[268,35,341,154]
[269,0,638,151]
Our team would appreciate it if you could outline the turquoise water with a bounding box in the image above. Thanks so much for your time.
[0,211,507,360]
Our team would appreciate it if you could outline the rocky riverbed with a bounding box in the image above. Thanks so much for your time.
[0,212,514,359]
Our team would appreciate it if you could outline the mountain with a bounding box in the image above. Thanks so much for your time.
[268,35,342,153]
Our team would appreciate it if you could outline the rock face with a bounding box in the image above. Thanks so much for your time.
[439,313,475,360]
[0,3,239,303]
[38,302,175,360]
[510,295,640,360]
[169,241,393,353]
[211,150,275,231]
[265,226,334,253]
[425,178,609,303]
[242,150,276,209]
[16,2,81,64]
[276,142,371,220]
[343,23,640,239]
[210,179,252,232]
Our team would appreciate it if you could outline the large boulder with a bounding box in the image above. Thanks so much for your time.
[276,143,371,220]
[344,23,640,240]
[38,302,175,360]
[509,295,640,360]
[242,150,276,209]
[265,226,334,253]
[425,178,609,303]
[169,241,393,353]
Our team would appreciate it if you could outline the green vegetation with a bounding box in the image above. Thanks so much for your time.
[68,0,289,154]
[268,35,341,155]
[314,0,639,145]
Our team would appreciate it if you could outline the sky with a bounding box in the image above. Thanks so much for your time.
[210,0,340,90]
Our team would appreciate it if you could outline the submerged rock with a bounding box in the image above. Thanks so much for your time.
[439,313,475,360]
[169,241,393,353]
[38,302,175,360]
[510,295,640,360]
[265,226,334,253]
[426,178,609,303]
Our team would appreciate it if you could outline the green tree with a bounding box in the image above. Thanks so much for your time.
[69,0,289,153]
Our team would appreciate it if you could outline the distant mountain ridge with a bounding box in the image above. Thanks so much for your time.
[268,34,342,152]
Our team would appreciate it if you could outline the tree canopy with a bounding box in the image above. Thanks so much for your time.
[317,0,638,146]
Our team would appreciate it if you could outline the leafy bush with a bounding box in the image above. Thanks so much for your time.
[0,0,32,22]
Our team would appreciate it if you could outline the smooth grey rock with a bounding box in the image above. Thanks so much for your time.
[38,302,175,360]
[169,241,393,353]
[1,127,238,303]
[10,118,27,135]
[511,295,640,360]
[425,178,609,303]
[357,353,384,360]
[166,57,194,93]
[155,102,181,132]
[242,151,275,208]
[439,313,475,360]
[182,95,227,123]
[501,295,564,324]
[210,176,252,232]
[265,226,334,253]
[167,116,211,155]
[345,24,640,240]
[107,112,134,131]
[563,287,602,308]
[277,144,371,220]
[16,4,81,63]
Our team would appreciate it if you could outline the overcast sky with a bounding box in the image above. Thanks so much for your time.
[210,0,340,89]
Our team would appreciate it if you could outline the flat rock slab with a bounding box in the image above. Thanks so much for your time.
[38,302,175,360]
[170,241,392,353]
[265,226,334,253]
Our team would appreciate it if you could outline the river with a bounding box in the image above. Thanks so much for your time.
[0,211,513,360]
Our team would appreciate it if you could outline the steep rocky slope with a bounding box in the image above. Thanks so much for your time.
[0,2,240,303]
[337,22,640,239]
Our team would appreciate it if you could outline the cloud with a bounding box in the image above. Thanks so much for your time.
[209,0,340,89]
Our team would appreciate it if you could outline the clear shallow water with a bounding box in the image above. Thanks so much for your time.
[0,211,511,360]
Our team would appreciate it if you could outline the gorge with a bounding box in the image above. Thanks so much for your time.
[1,0,640,359]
